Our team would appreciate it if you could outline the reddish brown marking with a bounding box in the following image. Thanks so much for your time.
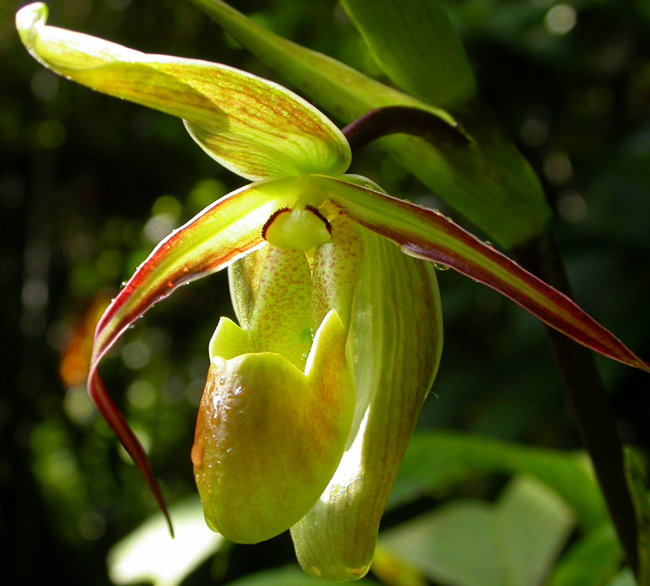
[261,207,291,241]
[305,205,332,234]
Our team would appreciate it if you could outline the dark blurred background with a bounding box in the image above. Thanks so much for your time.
[2,0,650,584]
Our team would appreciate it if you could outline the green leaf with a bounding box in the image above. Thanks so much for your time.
[380,475,575,586]
[16,3,350,180]
[188,0,451,121]
[547,523,623,586]
[340,0,477,107]
[383,501,503,586]
[624,448,650,585]
[107,497,225,586]
[608,569,639,586]
[388,431,607,531]
[317,175,650,374]
[497,475,576,586]
[189,0,552,249]
[388,501,504,586]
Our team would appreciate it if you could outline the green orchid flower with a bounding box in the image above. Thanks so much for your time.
[16,3,650,582]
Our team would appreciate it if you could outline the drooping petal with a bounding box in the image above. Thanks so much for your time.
[16,3,351,181]
[88,178,300,531]
[291,222,443,581]
[312,175,650,373]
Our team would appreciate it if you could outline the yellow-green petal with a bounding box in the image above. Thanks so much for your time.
[291,224,443,582]
[197,216,365,546]
[16,3,351,181]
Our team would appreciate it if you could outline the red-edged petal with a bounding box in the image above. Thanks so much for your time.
[313,175,650,373]
[87,178,300,532]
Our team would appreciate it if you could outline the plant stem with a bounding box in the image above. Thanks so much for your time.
[343,105,640,576]
[341,106,470,152]
[514,230,639,575]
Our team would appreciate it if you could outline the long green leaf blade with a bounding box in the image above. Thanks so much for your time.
[624,449,650,585]
[390,431,607,531]
[340,0,477,107]
[548,523,623,586]
[187,0,450,121]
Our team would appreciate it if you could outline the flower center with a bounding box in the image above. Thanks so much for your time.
[263,204,332,252]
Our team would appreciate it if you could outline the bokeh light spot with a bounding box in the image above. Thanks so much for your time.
[557,190,587,223]
[64,385,96,425]
[127,379,156,410]
[188,178,227,213]
[545,4,577,36]
[543,151,573,185]
[122,341,151,370]
[31,69,58,101]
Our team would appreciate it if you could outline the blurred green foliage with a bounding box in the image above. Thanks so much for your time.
[2,0,650,584]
